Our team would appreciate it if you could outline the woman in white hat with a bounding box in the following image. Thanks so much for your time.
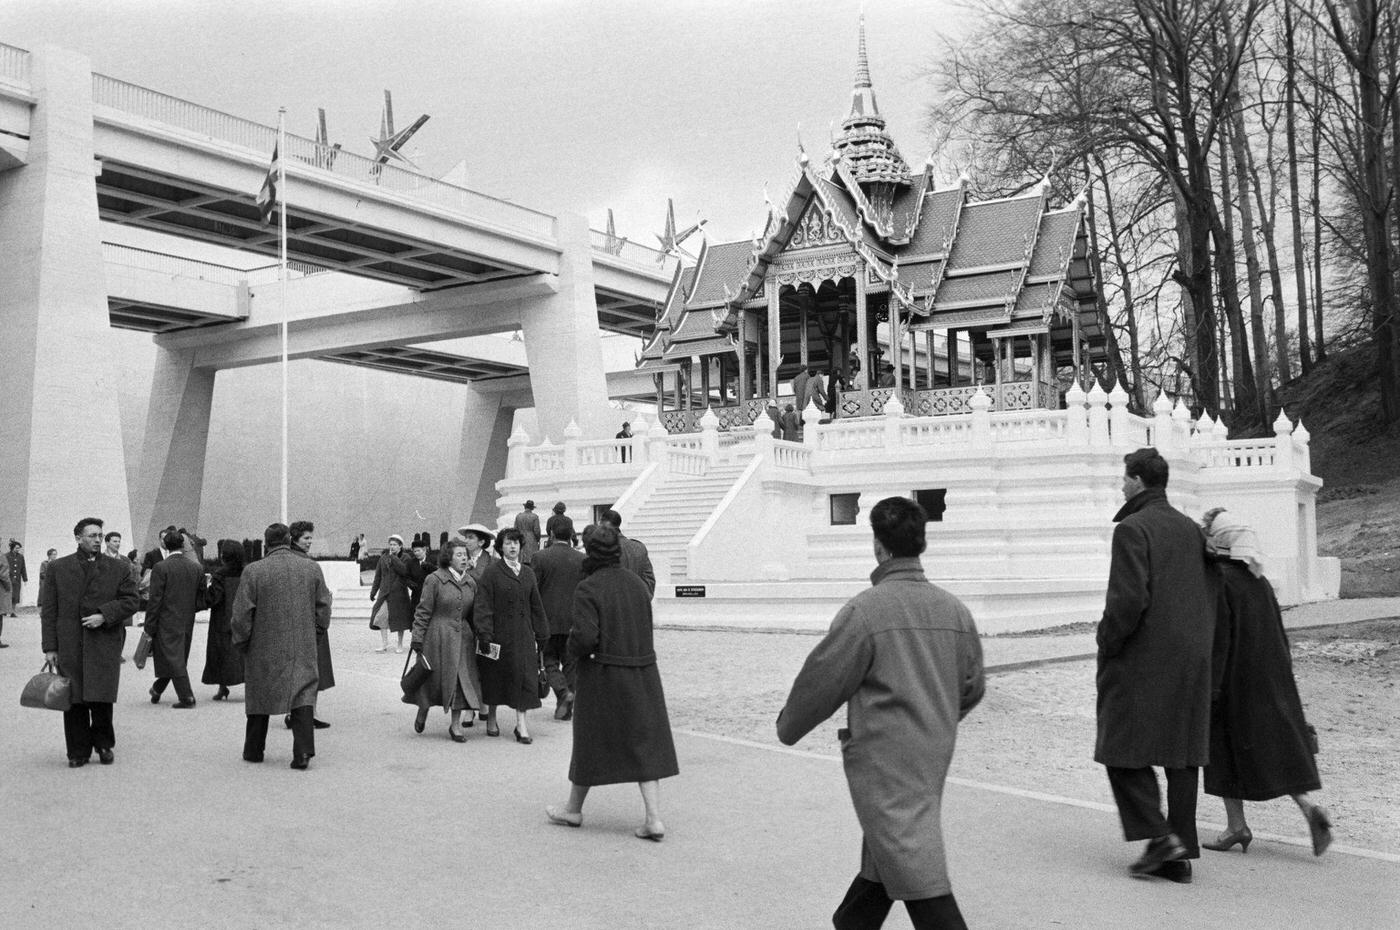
[457,524,496,583]
[1200,508,1332,857]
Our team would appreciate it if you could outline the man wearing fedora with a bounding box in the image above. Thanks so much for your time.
[514,501,541,563]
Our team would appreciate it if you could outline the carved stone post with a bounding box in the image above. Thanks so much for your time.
[970,385,992,451]
[562,419,582,469]
[648,420,670,474]
[506,422,531,478]
[883,391,904,452]
[699,407,720,463]
[1107,380,1129,448]
[1273,408,1295,471]
[1064,379,1088,446]
[631,415,650,467]
[1152,390,1174,453]
[1089,381,1110,448]
[802,399,822,448]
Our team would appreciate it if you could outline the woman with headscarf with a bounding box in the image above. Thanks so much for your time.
[1200,508,1332,857]
[410,538,482,741]
[474,527,547,742]
[369,534,412,653]
[546,525,679,841]
[202,539,246,701]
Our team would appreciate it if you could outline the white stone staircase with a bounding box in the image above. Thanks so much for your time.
[623,459,751,582]
[331,583,373,622]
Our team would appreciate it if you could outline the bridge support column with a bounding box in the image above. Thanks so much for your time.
[455,387,515,527]
[518,212,612,441]
[0,46,134,551]
[135,347,215,549]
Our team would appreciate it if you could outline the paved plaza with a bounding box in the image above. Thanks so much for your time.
[2,606,1397,929]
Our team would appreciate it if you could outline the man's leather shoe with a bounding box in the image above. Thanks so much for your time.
[171,698,196,709]
[313,718,330,730]
[149,687,161,704]
[0,641,10,648]
[242,752,264,763]
[67,757,88,768]
[290,753,310,770]
[1144,860,1192,884]
[96,748,114,765]
[1129,834,1188,874]
[554,692,574,721]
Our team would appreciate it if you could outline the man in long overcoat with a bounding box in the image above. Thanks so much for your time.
[533,520,585,719]
[601,509,655,597]
[778,497,984,930]
[514,500,541,563]
[289,520,332,730]
[231,523,332,769]
[1096,447,1216,883]
[40,517,139,767]
[145,528,205,708]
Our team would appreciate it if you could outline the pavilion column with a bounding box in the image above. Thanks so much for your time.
[948,329,959,387]
[854,275,869,392]
[700,355,711,407]
[654,373,663,417]
[767,284,781,401]
[737,310,750,404]
[1071,310,1083,386]
[926,331,935,389]
[798,289,810,369]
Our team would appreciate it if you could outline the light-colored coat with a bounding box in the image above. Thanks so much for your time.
[778,557,984,900]
[411,568,481,711]
[230,545,332,716]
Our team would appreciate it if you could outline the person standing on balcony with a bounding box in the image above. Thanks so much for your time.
[777,496,984,929]
[1096,447,1216,884]
[780,404,801,442]
[514,500,541,564]
[616,422,633,463]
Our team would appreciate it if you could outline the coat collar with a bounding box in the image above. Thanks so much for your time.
[1112,486,1169,523]
[869,556,928,587]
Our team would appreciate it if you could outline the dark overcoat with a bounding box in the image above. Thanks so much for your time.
[1095,488,1216,769]
[466,549,494,583]
[777,558,984,901]
[532,542,585,636]
[145,552,204,679]
[408,555,433,610]
[567,564,678,786]
[369,551,413,633]
[293,548,335,690]
[474,559,547,710]
[39,551,139,703]
[619,534,656,597]
[230,545,332,716]
[1205,561,1320,800]
[411,569,482,712]
[201,569,245,687]
[514,510,541,562]
[6,549,27,606]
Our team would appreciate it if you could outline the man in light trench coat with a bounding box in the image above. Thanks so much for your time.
[778,496,984,930]
[231,522,332,770]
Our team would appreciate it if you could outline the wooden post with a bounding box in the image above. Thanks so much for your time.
[799,289,809,369]
[700,354,712,406]
[855,275,869,392]
[737,310,749,405]
[948,328,959,386]
[767,283,781,402]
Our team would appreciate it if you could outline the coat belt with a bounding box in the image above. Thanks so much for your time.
[589,651,656,668]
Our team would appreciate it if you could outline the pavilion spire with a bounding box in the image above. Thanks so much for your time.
[832,14,911,212]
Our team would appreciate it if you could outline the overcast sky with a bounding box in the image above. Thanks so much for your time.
[2,0,971,247]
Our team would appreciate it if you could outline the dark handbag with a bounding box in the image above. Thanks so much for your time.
[133,630,153,670]
[21,661,73,712]
[399,649,432,703]
[537,654,550,700]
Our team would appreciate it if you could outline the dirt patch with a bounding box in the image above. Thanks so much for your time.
[659,618,1400,855]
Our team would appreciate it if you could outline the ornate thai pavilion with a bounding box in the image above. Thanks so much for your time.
[639,21,1109,432]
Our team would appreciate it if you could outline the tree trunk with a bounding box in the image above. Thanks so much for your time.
[1084,156,1141,408]
[1214,136,1258,428]
[1310,29,1327,363]
[1285,0,1314,375]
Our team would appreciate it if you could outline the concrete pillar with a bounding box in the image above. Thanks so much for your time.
[519,211,611,440]
[766,283,781,401]
[135,346,216,548]
[0,46,134,552]
[455,387,515,526]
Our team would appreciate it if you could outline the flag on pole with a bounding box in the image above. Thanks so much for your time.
[256,143,280,225]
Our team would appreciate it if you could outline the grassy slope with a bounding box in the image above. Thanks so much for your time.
[1276,344,1400,595]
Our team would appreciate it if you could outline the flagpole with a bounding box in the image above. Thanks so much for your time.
[277,106,289,526]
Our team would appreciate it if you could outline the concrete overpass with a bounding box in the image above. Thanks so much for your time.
[0,42,672,553]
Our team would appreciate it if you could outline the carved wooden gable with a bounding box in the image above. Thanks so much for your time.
[786,196,846,251]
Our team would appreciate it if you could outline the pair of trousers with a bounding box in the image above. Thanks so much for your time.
[244,706,314,761]
[832,877,968,930]
[152,675,194,702]
[1105,765,1200,858]
[63,702,115,761]
[542,633,576,696]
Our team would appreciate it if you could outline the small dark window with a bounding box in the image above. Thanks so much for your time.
[914,489,947,522]
[830,492,861,526]
[593,504,612,526]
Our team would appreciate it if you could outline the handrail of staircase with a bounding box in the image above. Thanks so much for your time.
[610,462,662,527]
[0,43,30,86]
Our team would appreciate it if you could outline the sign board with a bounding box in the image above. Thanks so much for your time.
[674,585,706,598]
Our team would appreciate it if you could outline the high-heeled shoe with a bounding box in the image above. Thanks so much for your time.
[449,729,466,743]
[1307,806,1332,857]
[1202,827,1252,853]
[514,727,532,745]
[413,709,428,734]
[545,806,582,828]
[212,686,229,701]
[486,720,500,737]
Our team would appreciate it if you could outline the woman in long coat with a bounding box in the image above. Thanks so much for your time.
[546,526,678,841]
[474,528,547,741]
[369,534,412,653]
[410,539,482,741]
[201,539,246,700]
[1200,509,1332,856]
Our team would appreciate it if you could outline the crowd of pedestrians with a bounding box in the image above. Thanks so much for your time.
[22,445,1333,928]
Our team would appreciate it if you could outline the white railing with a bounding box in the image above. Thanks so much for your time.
[989,410,1068,442]
[668,447,710,477]
[1196,440,1277,469]
[90,73,558,240]
[524,445,565,472]
[899,417,974,446]
[574,439,633,467]
[102,242,248,286]
[0,43,29,86]
[771,440,813,471]
[1111,414,1153,448]
[589,230,679,276]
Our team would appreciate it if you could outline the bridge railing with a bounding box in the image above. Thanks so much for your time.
[102,242,249,286]
[91,73,557,240]
[589,230,678,276]
[0,43,28,87]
